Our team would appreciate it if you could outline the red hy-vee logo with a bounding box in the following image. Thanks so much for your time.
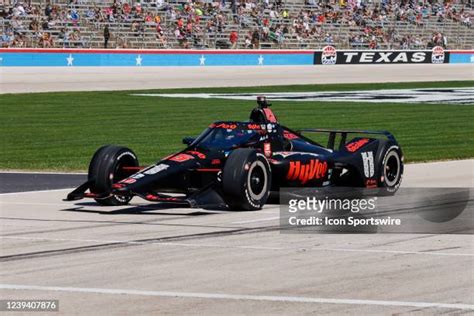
[286,159,328,184]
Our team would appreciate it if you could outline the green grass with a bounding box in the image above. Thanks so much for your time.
[0,81,473,171]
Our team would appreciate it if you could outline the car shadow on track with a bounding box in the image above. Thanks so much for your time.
[60,202,229,216]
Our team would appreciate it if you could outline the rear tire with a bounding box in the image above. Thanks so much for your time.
[222,148,271,211]
[376,141,403,193]
[88,145,139,206]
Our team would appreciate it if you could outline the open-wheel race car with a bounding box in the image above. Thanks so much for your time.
[66,96,403,210]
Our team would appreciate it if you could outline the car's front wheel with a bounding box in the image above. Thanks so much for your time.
[88,145,139,206]
[222,148,271,211]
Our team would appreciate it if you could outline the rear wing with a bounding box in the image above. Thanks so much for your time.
[296,128,396,151]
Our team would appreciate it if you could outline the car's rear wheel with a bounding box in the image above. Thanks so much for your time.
[222,148,271,211]
[377,142,403,193]
[88,145,139,206]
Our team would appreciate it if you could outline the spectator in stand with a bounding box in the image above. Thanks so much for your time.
[69,29,85,48]
[38,32,53,48]
[85,7,95,20]
[10,16,25,32]
[462,13,471,28]
[156,23,167,48]
[1,31,14,48]
[44,3,53,17]
[324,33,334,44]
[29,19,39,33]
[0,0,470,50]
[244,35,252,48]
[229,30,238,49]
[12,33,26,47]
[155,0,165,10]
[251,29,260,49]
[59,28,68,47]
[431,32,447,48]
[104,25,110,48]
[369,37,377,49]
[175,27,188,48]
[12,3,26,17]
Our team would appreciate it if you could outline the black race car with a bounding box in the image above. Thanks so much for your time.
[66,97,403,210]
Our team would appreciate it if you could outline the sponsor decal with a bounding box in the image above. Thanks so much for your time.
[117,151,137,160]
[264,142,272,158]
[314,50,450,64]
[321,45,337,65]
[365,179,377,188]
[120,178,136,184]
[283,130,299,140]
[145,194,179,201]
[169,153,194,162]
[263,108,278,123]
[143,164,169,175]
[247,123,262,130]
[131,173,145,179]
[431,46,445,64]
[186,150,206,159]
[211,159,221,165]
[266,123,276,133]
[346,138,370,152]
[211,123,237,129]
[361,151,375,178]
[286,159,328,184]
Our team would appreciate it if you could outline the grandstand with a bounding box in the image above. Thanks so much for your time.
[0,0,472,50]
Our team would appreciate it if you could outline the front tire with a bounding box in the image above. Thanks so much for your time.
[88,145,139,206]
[222,148,271,211]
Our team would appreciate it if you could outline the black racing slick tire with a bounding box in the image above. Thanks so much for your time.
[222,148,271,211]
[88,145,139,206]
[376,141,403,193]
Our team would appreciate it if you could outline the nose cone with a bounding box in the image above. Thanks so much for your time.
[112,158,202,195]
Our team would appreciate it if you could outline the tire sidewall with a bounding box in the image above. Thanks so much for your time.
[377,143,403,193]
[223,149,271,211]
[88,145,138,205]
[243,154,271,209]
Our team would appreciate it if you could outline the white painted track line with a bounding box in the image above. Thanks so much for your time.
[232,216,280,224]
[1,236,472,257]
[1,284,472,310]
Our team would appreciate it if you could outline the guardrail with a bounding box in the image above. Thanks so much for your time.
[0,48,472,66]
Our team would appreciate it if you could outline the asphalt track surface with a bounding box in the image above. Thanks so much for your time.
[1,160,473,314]
[1,64,473,93]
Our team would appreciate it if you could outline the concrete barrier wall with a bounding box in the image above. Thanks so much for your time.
[0,48,472,67]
